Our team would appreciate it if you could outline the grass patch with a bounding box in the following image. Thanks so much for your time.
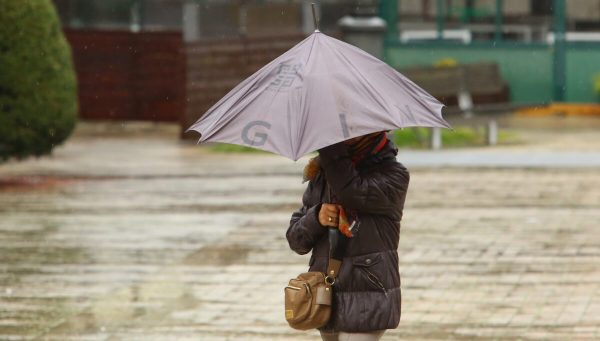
[209,143,267,154]
[394,126,519,148]
[498,130,521,144]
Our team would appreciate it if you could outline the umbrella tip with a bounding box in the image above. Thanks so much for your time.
[311,3,320,31]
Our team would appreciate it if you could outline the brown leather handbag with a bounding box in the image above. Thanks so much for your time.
[284,258,341,330]
[285,227,346,330]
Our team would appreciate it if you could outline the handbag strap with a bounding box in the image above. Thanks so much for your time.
[325,229,346,285]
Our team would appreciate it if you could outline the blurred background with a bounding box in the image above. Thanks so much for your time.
[46,0,600,145]
[1,1,599,340]
[43,1,596,115]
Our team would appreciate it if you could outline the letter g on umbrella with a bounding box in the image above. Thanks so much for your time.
[241,120,271,147]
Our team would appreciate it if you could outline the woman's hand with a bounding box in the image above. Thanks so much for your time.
[318,204,339,227]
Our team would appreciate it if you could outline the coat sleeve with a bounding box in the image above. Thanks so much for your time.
[286,183,326,255]
[318,142,409,216]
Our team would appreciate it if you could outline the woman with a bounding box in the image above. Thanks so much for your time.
[286,131,410,341]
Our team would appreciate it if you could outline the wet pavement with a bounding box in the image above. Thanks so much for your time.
[1,122,600,340]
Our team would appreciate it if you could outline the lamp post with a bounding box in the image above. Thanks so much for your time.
[552,0,566,102]
[379,0,398,41]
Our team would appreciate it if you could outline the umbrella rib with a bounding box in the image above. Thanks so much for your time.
[287,88,298,158]
[198,80,264,142]
[304,33,318,67]
[327,43,391,122]
[291,34,319,159]
[239,35,316,157]
[384,70,449,127]
[330,38,447,129]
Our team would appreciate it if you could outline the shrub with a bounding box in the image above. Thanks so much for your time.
[0,0,77,161]
[594,74,600,98]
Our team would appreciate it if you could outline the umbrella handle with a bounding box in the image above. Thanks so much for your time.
[311,3,320,32]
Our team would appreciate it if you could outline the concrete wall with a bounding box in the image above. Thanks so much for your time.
[566,46,600,102]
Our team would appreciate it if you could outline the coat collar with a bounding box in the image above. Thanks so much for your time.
[355,140,398,170]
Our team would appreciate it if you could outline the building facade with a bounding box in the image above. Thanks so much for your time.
[51,0,600,124]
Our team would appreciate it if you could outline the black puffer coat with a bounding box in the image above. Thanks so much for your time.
[286,140,409,333]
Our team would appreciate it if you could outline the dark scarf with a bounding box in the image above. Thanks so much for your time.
[348,132,388,164]
[303,132,388,182]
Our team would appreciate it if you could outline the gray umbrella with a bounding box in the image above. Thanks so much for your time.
[187,30,451,161]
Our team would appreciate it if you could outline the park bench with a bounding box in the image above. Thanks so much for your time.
[400,62,510,149]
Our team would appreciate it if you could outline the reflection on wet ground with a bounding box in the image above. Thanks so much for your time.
[1,124,600,340]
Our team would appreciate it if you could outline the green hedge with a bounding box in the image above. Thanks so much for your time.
[0,0,77,161]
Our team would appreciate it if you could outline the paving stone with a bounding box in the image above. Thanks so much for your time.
[1,130,600,340]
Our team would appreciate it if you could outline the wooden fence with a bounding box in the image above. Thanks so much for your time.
[65,30,185,121]
[64,29,306,129]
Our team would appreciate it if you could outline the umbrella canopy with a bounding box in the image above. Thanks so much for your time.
[187,31,451,161]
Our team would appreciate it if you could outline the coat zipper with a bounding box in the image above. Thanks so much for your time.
[363,269,388,297]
